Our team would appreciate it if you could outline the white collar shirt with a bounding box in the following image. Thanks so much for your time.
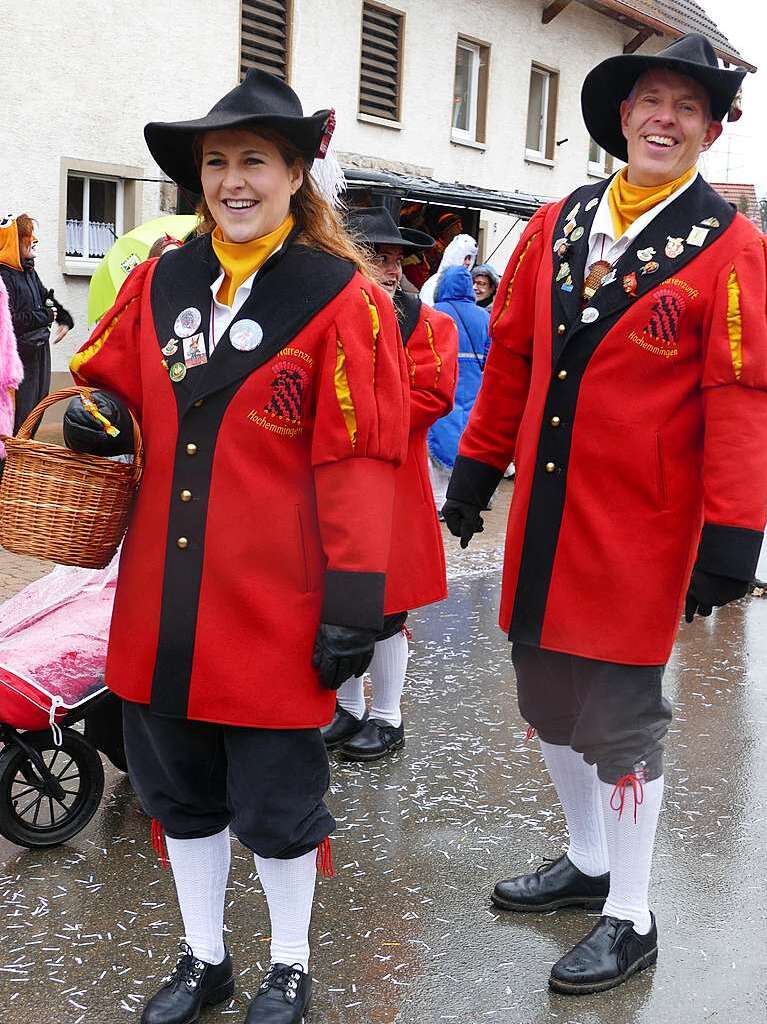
[585,169,699,277]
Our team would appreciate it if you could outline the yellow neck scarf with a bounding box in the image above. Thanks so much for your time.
[608,166,696,239]
[212,214,294,307]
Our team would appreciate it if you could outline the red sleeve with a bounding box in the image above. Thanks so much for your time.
[311,277,410,628]
[697,232,767,579]
[69,261,154,416]
[404,306,458,431]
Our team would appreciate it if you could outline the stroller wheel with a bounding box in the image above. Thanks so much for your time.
[0,729,105,848]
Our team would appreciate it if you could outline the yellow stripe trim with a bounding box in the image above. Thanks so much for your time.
[492,234,537,332]
[726,265,743,381]
[334,333,357,449]
[360,288,380,381]
[69,300,135,376]
[424,318,442,389]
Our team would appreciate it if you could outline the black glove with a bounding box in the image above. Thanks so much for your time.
[312,623,378,690]
[684,567,749,622]
[442,498,484,549]
[63,391,134,456]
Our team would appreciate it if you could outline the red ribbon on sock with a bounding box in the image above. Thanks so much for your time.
[524,725,537,742]
[151,818,170,870]
[316,836,335,878]
[609,773,645,824]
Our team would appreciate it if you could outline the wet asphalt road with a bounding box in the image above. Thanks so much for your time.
[1,480,766,1023]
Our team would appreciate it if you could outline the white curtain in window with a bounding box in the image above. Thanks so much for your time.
[88,221,116,257]
[66,219,84,256]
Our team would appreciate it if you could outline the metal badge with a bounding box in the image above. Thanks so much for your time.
[174,307,202,338]
[564,220,576,237]
[637,247,656,263]
[162,338,179,357]
[622,272,638,295]
[183,332,208,368]
[570,226,585,242]
[665,236,684,259]
[169,362,187,382]
[556,261,571,282]
[701,217,720,228]
[586,197,599,212]
[230,319,264,352]
[566,202,581,221]
[561,276,574,293]
[553,238,570,258]
[581,306,599,324]
[686,225,709,247]
[601,269,617,287]
[640,261,660,275]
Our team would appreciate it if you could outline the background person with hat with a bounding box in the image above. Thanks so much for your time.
[443,34,767,995]
[322,206,458,761]
[66,70,409,1024]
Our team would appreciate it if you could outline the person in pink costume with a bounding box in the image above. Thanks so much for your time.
[0,273,23,456]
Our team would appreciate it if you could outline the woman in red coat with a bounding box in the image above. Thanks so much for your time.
[67,73,408,1024]
[322,207,458,760]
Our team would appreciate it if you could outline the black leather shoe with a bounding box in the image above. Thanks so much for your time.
[338,718,405,762]
[246,963,311,1022]
[549,913,658,994]
[140,942,234,1024]
[321,703,368,750]
[491,855,609,912]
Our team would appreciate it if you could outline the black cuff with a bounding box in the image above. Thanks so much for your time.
[446,455,503,510]
[696,523,763,581]
[321,570,385,631]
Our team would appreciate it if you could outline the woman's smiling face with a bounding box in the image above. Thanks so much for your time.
[200,128,303,243]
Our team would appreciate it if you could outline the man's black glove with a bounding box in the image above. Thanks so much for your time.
[312,623,378,690]
[684,567,749,622]
[63,391,134,456]
[442,498,484,549]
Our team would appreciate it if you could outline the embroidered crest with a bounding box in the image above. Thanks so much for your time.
[644,287,687,347]
[263,360,309,423]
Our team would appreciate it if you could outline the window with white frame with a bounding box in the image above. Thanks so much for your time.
[588,137,614,177]
[452,37,489,143]
[526,64,558,160]
[65,172,124,260]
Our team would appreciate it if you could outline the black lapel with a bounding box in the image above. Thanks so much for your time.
[584,175,735,325]
[393,290,422,346]
[550,177,613,333]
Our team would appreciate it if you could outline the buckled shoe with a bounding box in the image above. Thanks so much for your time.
[245,963,311,1023]
[492,854,609,912]
[140,942,234,1024]
[549,913,658,994]
[321,703,368,750]
[338,718,405,762]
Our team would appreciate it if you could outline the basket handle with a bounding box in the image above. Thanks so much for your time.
[14,386,144,485]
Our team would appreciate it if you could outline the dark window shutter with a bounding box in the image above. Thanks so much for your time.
[240,0,290,81]
[359,3,403,121]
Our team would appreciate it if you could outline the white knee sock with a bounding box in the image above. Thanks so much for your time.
[539,741,609,877]
[254,849,317,970]
[336,674,366,720]
[165,828,231,965]
[369,631,408,728]
[600,775,663,935]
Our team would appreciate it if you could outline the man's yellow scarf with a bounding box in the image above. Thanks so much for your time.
[608,166,696,239]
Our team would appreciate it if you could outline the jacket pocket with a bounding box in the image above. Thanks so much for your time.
[295,505,312,594]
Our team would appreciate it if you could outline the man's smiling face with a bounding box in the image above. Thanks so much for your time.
[619,68,723,186]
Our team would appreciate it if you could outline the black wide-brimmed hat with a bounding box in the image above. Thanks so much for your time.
[582,33,747,162]
[346,206,435,251]
[144,69,334,193]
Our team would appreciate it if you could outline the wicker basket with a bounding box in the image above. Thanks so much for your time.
[0,387,144,569]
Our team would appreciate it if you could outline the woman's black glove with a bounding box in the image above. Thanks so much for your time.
[312,624,378,689]
[63,391,134,456]
[442,499,484,549]
[684,567,749,622]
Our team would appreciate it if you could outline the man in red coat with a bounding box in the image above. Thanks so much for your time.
[445,35,766,994]
[323,207,458,760]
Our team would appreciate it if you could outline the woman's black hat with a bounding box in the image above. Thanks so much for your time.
[144,69,334,193]
[346,206,435,251]
[582,33,747,162]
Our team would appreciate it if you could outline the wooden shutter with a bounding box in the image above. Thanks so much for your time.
[240,0,290,81]
[359,3,403,121]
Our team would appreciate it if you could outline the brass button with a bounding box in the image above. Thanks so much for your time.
[176,537,189,549]
[193,400,204,408]
[551,416,561,427]
[557,324,566,335]
[545,462,556,473]
[185,443,197,456]
[180,489,192,502]
[557,370,568,381]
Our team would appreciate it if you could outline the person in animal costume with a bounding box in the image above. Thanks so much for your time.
[443,34,765,994]
[66,71,409,1024]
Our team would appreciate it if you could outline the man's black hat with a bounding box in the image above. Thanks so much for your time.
[144,69,334,193]
[582,33,747,162]
[346,206,435,251]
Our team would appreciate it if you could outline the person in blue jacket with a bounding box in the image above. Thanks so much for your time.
[428,264,490,508]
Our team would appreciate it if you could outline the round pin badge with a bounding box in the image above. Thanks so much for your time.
[570,226,584,242]
[174,307,202,338]
[230,319,264,352]
[641,261,660,275]
[169,362,187,382]
[162,339,179,357]
[581,307,599,324]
